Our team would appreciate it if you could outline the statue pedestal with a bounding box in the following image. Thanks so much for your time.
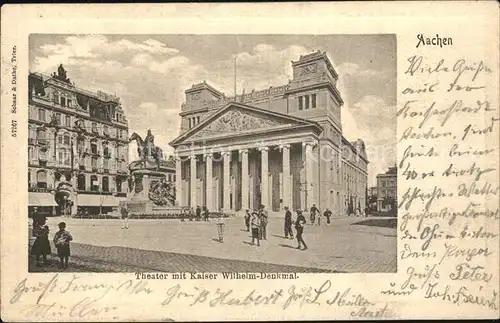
[124,159,180,214]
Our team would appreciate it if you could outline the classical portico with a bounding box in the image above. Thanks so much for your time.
[170,102,322,212]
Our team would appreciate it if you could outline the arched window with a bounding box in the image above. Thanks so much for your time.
[37,170,47,188]
[102,176,109,192]
[91,175,99,191]
[77,174,86,190]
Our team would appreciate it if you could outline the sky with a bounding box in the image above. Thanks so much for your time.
[30,34,396,186]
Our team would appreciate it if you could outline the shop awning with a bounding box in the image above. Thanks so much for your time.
[29,192,57,207]
[77,194,120,207]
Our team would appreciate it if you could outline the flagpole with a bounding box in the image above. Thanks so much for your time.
[233,56,236,97]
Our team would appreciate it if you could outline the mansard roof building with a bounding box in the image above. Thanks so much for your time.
[28,64,129,216]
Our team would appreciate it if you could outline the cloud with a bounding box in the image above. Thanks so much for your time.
[337,62,384,79]
[233,44,311,92]
[342,95,396,186]
[33,35,179,73]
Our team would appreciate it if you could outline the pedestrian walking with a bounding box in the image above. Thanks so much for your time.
[324,208,332,224]
[310,204,319,225]
[180,207,186,222]
[216,213,225,242]
[203,206,210,221]
[284,206,294,239]
[121,206,130,229]
[259,205,268,240]
[53,222,73,269]
[295,210,308,250]
[250,212,260,246]
[244,209,251,231]
[30,215,51,267]
[189,207,194,221]
[196,205,201,221]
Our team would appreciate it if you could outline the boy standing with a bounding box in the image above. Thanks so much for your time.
[53,222,73,269]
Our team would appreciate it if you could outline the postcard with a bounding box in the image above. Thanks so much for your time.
[1,2,498,321]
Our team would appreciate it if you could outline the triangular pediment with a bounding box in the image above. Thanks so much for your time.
[170,102,320,146]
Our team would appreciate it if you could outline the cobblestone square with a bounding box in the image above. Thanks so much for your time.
[30,216,397,273]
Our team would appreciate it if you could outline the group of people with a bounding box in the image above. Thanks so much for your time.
[30,208,73,269]
[181,206,210,222]
[243,205,269,246]
[241,204,338,251]
[309,204,333,225]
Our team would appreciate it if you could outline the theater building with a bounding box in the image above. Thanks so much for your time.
[170,51,368,215]
[28,64,129,216]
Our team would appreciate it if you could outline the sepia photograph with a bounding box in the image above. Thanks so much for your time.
[27,34,398,274]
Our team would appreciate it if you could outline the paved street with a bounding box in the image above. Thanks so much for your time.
[30,216,397,273]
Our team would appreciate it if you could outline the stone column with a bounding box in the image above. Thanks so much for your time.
[303,142,314,209]
[205,153,213,211]
[260,147,269,209]
[282,144,291,211]
[190,155,197,208]
[223,151,231,211]
[240,149,249,211]
[175,157,183,206]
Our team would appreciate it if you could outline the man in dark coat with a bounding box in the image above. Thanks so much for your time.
[295,210,308,250]
[324,208,332,224]
[203,206,210,221]
[284,206,294,239]
[310,204,320,225]
[196,206,201,221]
[259,205,268,240]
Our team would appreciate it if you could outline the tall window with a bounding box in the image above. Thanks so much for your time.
[90,175,99,191]
[28,147,34,160]
[37,170,47,189]
[92,122,98,134]
[37,128,47,144]
[103,125,109,136]
[311,94,317,108]
[67,99,72,108]
[197,116,200,124]
[77,174,86,190]
[102,177,109,192]
[56,113,62,125]
[38,108,46,122]
[58,135,63,144]
[91,142,97,154]
[305,95,310,109]
[65,115,71,127]
[61,96,66,106]
[28,171,31,187]
[116,177,123,192]
[63,135,70,145]
[91,157,98,170]
[103,158,109,170]
[298,96,303,110]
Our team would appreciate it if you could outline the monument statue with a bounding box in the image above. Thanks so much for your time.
[129,130,163,170]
